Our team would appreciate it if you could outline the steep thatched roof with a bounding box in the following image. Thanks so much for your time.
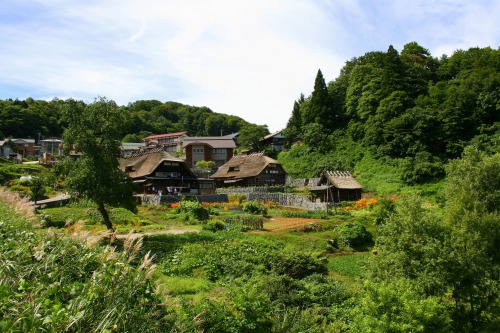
[119,149,189,179]
[210,153,281,180]
[324,171,362,189]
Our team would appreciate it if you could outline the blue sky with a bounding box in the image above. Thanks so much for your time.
[1,0,498,132]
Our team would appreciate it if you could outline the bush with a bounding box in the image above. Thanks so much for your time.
[228,193,246,204]
[179,200,208,221]
[202,220,226,232]
[269,251,328,279]
[335,222,372,248]
[375,197,396,225]
[242,200,265,215]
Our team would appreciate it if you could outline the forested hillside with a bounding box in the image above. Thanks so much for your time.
[280,43,499,185]
[0,98,269,146]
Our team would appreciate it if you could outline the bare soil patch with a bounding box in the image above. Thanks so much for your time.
[264,216,323,232]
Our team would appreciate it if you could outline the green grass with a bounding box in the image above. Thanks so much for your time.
[328,252,372,280]
[38,205,154,229]
[354,154,403,195]
[157,276,214,297]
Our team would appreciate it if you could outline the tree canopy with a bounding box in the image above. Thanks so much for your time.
[61,97,136,230]
[281,43,500,179]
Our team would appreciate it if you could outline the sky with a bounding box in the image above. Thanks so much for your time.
[0,0,499,132]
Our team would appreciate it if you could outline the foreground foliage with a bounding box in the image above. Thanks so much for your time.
[0,195,170,332]
[359,148,500,332]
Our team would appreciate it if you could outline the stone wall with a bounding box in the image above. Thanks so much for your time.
[217,187,329,211]
[138,194,228,206]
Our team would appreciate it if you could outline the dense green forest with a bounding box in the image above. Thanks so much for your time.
[0,98,269,146]
[280,43,499,184]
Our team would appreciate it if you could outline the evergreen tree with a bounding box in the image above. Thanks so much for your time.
[301,69,334,130]
[284,94,304,142]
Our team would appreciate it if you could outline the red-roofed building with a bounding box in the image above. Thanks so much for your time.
[142,131,188,153]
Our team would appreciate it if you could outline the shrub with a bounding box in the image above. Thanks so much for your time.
[269,251,328,279]
[228,193,246,204]
[202,220,226,232]
[242,200,265,215]
[375,197,396,225]
[179,200,208,221]
[335,222,372,248]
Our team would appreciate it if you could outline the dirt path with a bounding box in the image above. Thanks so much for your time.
[115,228,199,239]
[264,216,323,232]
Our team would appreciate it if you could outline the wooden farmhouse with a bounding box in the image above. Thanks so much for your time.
[309,171,362,202]
[210,152,286,187]
[259,130,288,152]
[119,148,214,195]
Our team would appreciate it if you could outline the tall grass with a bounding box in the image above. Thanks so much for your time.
[0,187,37,222]
[0,201,171,332]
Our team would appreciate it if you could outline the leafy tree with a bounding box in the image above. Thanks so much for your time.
[236,124,269,150]
[442,147,500,331]
[28,175,46,205]
[195,160,215,177]
[365,148,500,332]
[302,122,329,152]
[62,97,136,231]
[353,279,451,333]
[122,133,144,143]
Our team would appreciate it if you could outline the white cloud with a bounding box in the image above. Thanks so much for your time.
[0,0,498,132]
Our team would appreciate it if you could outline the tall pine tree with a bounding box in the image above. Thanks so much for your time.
[301,69,334,130]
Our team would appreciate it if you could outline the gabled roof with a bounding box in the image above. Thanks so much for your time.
[1,138,36,144]
[183,136,237,149]
[210,153,281,179]
[119,150,191,179]
[323,171,362,189]
[121,142,146,148]
[143,131,188,140]
[262,130,285,140]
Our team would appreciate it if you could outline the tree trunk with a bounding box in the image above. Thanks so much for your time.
[97,202,114,231]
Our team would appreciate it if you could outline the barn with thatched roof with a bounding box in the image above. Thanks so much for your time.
[210,152,286,187]
[309,171,362,202]
[119,148,212,194]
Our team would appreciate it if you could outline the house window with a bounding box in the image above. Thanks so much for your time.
[200,183,213,189]
[212,148,226,154]
[164,162,180,166]
[229,166,240,172]
[193,148,204,153]
[156,171,180,178]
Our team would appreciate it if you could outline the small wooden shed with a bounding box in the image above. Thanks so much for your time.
[309,171,362,203]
